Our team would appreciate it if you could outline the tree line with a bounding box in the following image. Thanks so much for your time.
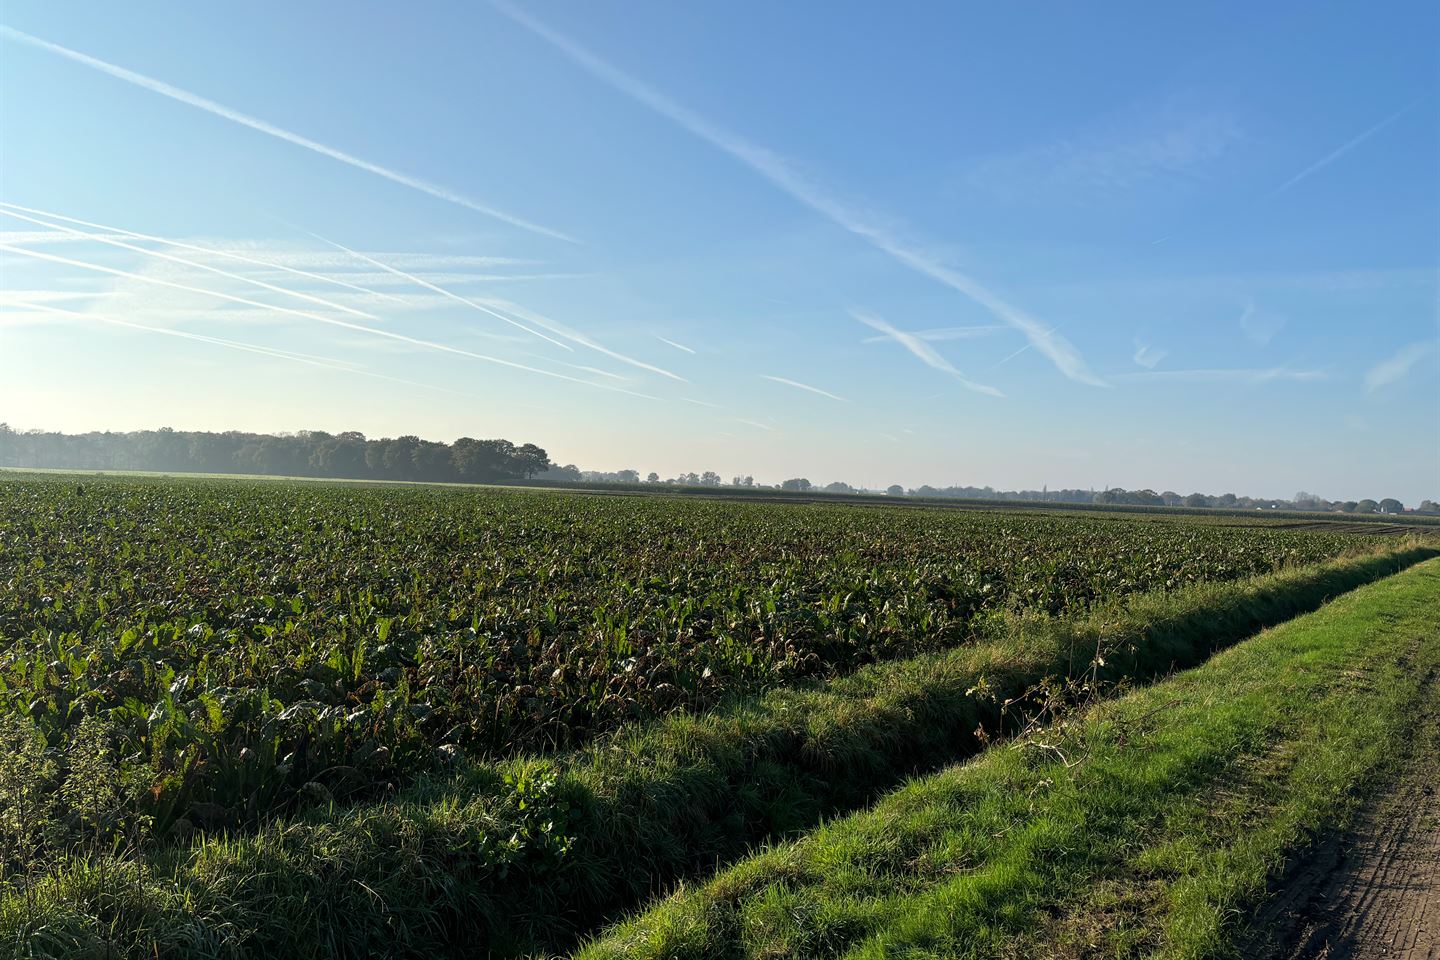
[542,465,1431,515]
[0,425,551,484]
[3,426,1430,514]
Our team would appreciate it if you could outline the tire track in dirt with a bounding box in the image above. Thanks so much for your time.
[1260,668,1440,959]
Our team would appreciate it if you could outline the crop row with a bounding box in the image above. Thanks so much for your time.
[0,475,1383,839]
[7,543,1431,958]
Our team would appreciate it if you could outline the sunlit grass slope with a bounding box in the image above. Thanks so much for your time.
[577,558,1440,959]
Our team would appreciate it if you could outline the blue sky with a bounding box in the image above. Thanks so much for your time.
[1,1,1436,502]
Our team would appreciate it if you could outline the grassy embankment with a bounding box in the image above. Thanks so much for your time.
[579,557,1440,959]
[5,541,1434,959]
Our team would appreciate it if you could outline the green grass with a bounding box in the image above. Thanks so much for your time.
[575,558,1440,960]
[4,543,1432,959]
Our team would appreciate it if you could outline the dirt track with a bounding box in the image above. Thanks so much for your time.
[1259,673,1440,958]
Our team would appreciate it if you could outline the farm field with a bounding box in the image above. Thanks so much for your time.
[0,473,1435,958]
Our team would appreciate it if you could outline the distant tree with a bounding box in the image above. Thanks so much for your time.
[1217,493,1238,508]
[823,480,855,494]
[780,478,811,492]
[1378,498,1404,515]
[510,443,551,479]
[615,469,640,484]
[1355,499,1379,514]
[1183,493,1209,508]
[699,471,722,487]
[646,472,660,484]
[407,439,451,481]
[542,463,582,482]
[731,475,754,487]
[1418,499,1440,515]
[1340,501,1359,513]
[1160,491,1182,507]
[886,484,905,497]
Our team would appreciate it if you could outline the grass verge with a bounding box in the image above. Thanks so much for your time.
[4,544,1434,959]
[576,558,1440,959]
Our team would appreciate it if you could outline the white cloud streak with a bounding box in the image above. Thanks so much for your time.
[760,374,847,402]
[0,207,387,322]
[1364,341,1435,393]
[300,229,574,352]
[485,298,687,382]
[0,242,664,401]
[1274,101,1418,196]
[0,200,407,303]
[0,229,135,246]
[860,325,1005,344]
[13,300,492,401]
[655,335,695,354]
[1239,300,1286,347]
[1116,366,1329,384]
[1132,343,1168,368]
[246,271,589,291]
[523,355,629,381]
[989,325,1064,370]
[964,111,1241,199]
[0,25,576,243]
[851,309,1003,397]
[0,228,541,275]
[0,289,106,305]
[490,1,1103,386]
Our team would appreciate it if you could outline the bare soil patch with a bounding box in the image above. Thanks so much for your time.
[1256,672,1440,959]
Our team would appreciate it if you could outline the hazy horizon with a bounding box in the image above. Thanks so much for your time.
[2,3,1437,503]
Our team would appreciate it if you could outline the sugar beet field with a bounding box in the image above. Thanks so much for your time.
[2,474,1436,958]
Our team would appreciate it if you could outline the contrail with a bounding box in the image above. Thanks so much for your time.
[0,25,576,243]
[1115,366,1329,384]
[861,325,1005,344]
[0,200,405,303]
[990,324,1064,370]
[12,299,490,401]
[298,228,574,352]
[1364,341,1435,393]
[1274,101,1419,196]
[0,207,387,322]
[488,298,688,382]
[760,374,847,402]
[1132,342,1168,369]
[491,0,1103,386]
[521,353,629,381]
[0,242,662,401]
[655,335,695,354]
[852,309,1003,398]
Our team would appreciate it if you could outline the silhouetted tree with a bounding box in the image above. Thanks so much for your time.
[0,427,549,484]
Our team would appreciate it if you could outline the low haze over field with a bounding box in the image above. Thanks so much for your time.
[1,2,1436,501]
